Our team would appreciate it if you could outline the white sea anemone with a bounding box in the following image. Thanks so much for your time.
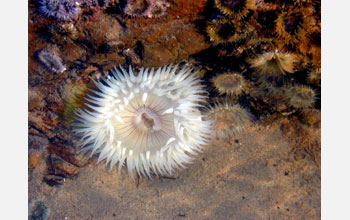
[73,64,211,179]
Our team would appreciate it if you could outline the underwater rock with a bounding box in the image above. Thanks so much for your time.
[29,152,42,170]
[29,201,50,220]
[47,154,79,179]
[37,45,66,74]
[43,174,65,186]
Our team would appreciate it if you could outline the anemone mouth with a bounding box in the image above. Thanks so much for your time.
[217,23,236,40]
[206,19,240,44]
[282,12,304,35]
[212,73,246,96]
[222,77,240,88]
[275,9,311,44]
[249,51,297,75]
[112,93,176,157]
[264,54,289,74]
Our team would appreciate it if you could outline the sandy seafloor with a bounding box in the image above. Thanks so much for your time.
[28,0,321,219]
[29,121,320,220]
